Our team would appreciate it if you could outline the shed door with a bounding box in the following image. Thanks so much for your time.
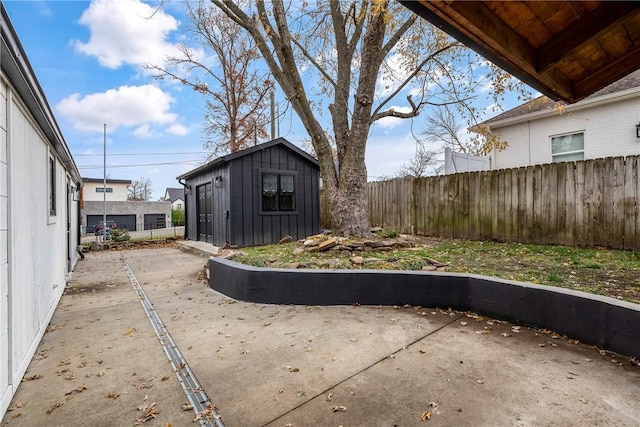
[197,183,213,244]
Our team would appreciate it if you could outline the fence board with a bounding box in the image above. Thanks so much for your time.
[480,171,492,240]
[624,156,639,249]
[611,157,625,248]
[563,162,576,246]
[603,158,615,247]
[574,161,586,246]
[592,158,605,246]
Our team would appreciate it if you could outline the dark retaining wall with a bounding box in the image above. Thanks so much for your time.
[209,258,640,358]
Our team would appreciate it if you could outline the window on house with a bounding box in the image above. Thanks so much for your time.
[49,155,56,216]
[177,203,183,210]
[551,132,584,163]
[262,173,295,212]
[95,187,113,193]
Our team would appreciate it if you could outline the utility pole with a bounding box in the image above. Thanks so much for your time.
[270,90,275,140]
[102,124,107,242]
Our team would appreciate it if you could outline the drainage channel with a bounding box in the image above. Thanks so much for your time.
[122,259,224,427]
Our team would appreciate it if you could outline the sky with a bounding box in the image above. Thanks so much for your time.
[3,0,531,201]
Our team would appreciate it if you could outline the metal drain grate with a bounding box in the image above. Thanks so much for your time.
[122,259,224,427]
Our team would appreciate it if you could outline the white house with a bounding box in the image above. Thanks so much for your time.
[480,70,640,170]
[1,4,82,419]
[162,187,185,211]
[81,177,131,202]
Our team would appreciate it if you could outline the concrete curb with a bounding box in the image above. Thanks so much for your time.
[209,257,640,358]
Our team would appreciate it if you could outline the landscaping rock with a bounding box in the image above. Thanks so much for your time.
[293,247,305,255]
[318,237,338,251]
[279,235,293,244]
[350,256,364,265]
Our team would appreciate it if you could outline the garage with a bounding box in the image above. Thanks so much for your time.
[87,214,136,233]
[143,214,167,230]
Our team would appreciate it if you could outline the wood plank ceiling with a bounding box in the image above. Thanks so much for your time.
[399,0,640,103]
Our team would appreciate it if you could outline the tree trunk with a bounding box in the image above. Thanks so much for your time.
[325,166,370,238]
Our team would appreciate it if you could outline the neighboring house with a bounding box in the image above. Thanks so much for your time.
[178,138,321,247]
[479,70,640,170]
[1,4,82,419]
[162,187,185,211]
[81,177,171,233]
[81,177,130,201]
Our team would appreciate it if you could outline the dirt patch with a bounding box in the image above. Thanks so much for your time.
[63,281,121,296]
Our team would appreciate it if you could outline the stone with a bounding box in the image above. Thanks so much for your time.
[293,247,305,255]
[422,265,437,271]
[350,256,364,265]
[285,262,300,269]
[363,240,383,248]
[318,237,338,251]
[370,226,383,232]
[279,235,293,244]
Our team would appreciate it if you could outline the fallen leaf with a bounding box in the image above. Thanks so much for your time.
[22,374,43,382]
[133,380,153,390]
[64,374,75,380]
[332,406,347,412]
[161,375,171,381]
[326,393,333,402]
[135,401,159,425]
[65,384,87,395]
[421,410,431,421]
[182,403,194,411]
[107,392,120,399]
[193,403,217,422]
[58,359,71,366]
[46,399,68,415]
[8,402,26,411]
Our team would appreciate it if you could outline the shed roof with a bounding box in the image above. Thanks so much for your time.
[399,1,640,104]
[177,138,318,180]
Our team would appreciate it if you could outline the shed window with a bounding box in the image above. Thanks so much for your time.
[552,132,584,163]
[262,173,295,212]
[96,187,113,193]
[49,155,56,216]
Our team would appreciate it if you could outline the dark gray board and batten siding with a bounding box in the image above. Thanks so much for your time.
[179,138,320,247]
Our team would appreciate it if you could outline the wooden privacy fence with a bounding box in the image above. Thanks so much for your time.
[322,156,640,250]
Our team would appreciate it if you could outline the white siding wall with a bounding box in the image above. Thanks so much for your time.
[492,96,640,169]
[0,81,76,417]
[0,77,10,419]
[82,181,129,201]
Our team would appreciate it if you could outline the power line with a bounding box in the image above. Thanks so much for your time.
[74,151,208,157]
[77,160,203,169]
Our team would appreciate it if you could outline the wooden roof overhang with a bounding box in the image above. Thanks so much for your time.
[399,1,640,104]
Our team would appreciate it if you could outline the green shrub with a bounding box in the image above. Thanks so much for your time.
[111,229,131,242]
[172,209,185,226]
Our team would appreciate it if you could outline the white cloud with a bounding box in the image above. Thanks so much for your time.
[56,84,178,132]
[73,0,181,69]
[376,106,413,129]
[133,124,156,139]
[365,132,421,179]
[167,123,189,136]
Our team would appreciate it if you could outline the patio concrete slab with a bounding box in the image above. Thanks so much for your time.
[2,245,639,427]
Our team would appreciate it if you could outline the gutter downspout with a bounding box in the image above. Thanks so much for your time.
[178,178,188,240]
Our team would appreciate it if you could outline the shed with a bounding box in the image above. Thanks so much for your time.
[177,138,320,247]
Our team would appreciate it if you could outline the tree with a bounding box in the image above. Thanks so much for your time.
[397,141,441,178]
[210,0,529,237]
[421,105,506,157]
[147,1,272,157]
[128,177,153,201]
